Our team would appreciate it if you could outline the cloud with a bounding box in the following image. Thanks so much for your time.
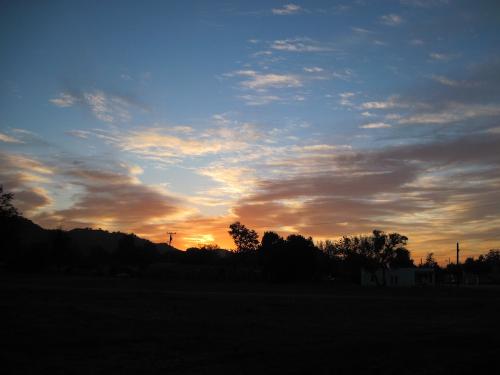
[361,96,406,109]
[351,27,373,34]
[272,4,302,15]
[0,150,200,245]
[398,103,500,125]
[0,153,53,176]
[111,123,262,163]
[251,50,273,58]
[230,70,302,91]
[429,52,454,61]
[50,93,77,107]
[400,0,449,7]
[331,69,355,81]
[170,125,194,134]
[410,39,425,45]
[339,92,356,107]
[430,75,476,88]
[212,113,232,126]
[83,91,131,123]
[197,164,256,197]
[0,152,54,214]
[66,130,91,139]
[0,132,23,143]
[360,122,392,129]
[270,37,335,53]
[50,90,135,123]
[118,130,239,160]
[431,75,460,87]
[228,133,500,255]
[303,67,324,73]
[239,94,282,106]
[380,14,404,26]
[376,60,500,124]
[34,165,191,236]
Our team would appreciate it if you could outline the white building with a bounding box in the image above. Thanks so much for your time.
[361,267,435,287]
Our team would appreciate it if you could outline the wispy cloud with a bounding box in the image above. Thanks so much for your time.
[232,133,500,254]
[0,132,23,143]
[0,152,54,214]
[429,52,454,61]
[272,4,302,15]
[197,164,256,197]
[230,70,302,91]
[65,130,91,139]
[270,37,334,53]
[361,96,406,110]
[50,93,77,107]
[430,75,474,87]
[332,68,355,81]
[111,123,262,163]
[303,66,324,73]
[83,91,132,123]
[410,39,425,45]
[239,94,282,106]
[380,14,404,26]
[400,0,449,7]
[351,27,373,34]
[36,164,190,233]
[50,90,135,123]
[360,122,392,129]
[339,92,356,107]
[398,103,500,125]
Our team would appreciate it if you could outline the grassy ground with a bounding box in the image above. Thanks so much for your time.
[1,273,499,374]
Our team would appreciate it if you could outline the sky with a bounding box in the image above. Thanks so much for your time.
[1,0,499,262]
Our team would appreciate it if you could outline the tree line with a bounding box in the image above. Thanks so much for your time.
[1,186,499,283]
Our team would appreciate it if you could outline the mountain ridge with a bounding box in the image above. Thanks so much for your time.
[7,215,181,254]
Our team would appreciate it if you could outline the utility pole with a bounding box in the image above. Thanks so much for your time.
[167,232,177,246]
[456,241,460,287]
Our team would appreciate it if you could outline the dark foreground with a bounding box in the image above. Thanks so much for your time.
[2,274,500,374]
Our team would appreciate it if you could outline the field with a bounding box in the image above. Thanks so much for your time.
[2,273,500,374]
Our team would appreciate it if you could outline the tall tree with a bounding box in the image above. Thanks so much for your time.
[0,185,20,218]
[0,186,21,260]
[228,222,259,253]
[422,252,438,268]
[368,230,411,285]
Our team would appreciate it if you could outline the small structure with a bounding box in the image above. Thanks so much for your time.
[361,267,435,287]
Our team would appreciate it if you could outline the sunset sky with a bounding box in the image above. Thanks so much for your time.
[1,0,499,262]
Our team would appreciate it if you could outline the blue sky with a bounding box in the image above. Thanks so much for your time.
[1,0,500,260]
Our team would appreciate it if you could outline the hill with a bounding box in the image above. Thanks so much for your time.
[4,215,181,254]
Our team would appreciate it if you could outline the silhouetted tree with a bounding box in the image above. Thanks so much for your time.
[367,230,412,285]
[185,245,223,264]
[259,233,325,282]
[391,247,414,268]
[285,234,315,280]
[422,252,438,268]
[197,243,221,251]
[0,186,21,263]
[0,185,20,218]
[322,230,413,285]
[318,239,344,279]
[485,249,500,266]
[259,231,286,280]
[228,222,259,253]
